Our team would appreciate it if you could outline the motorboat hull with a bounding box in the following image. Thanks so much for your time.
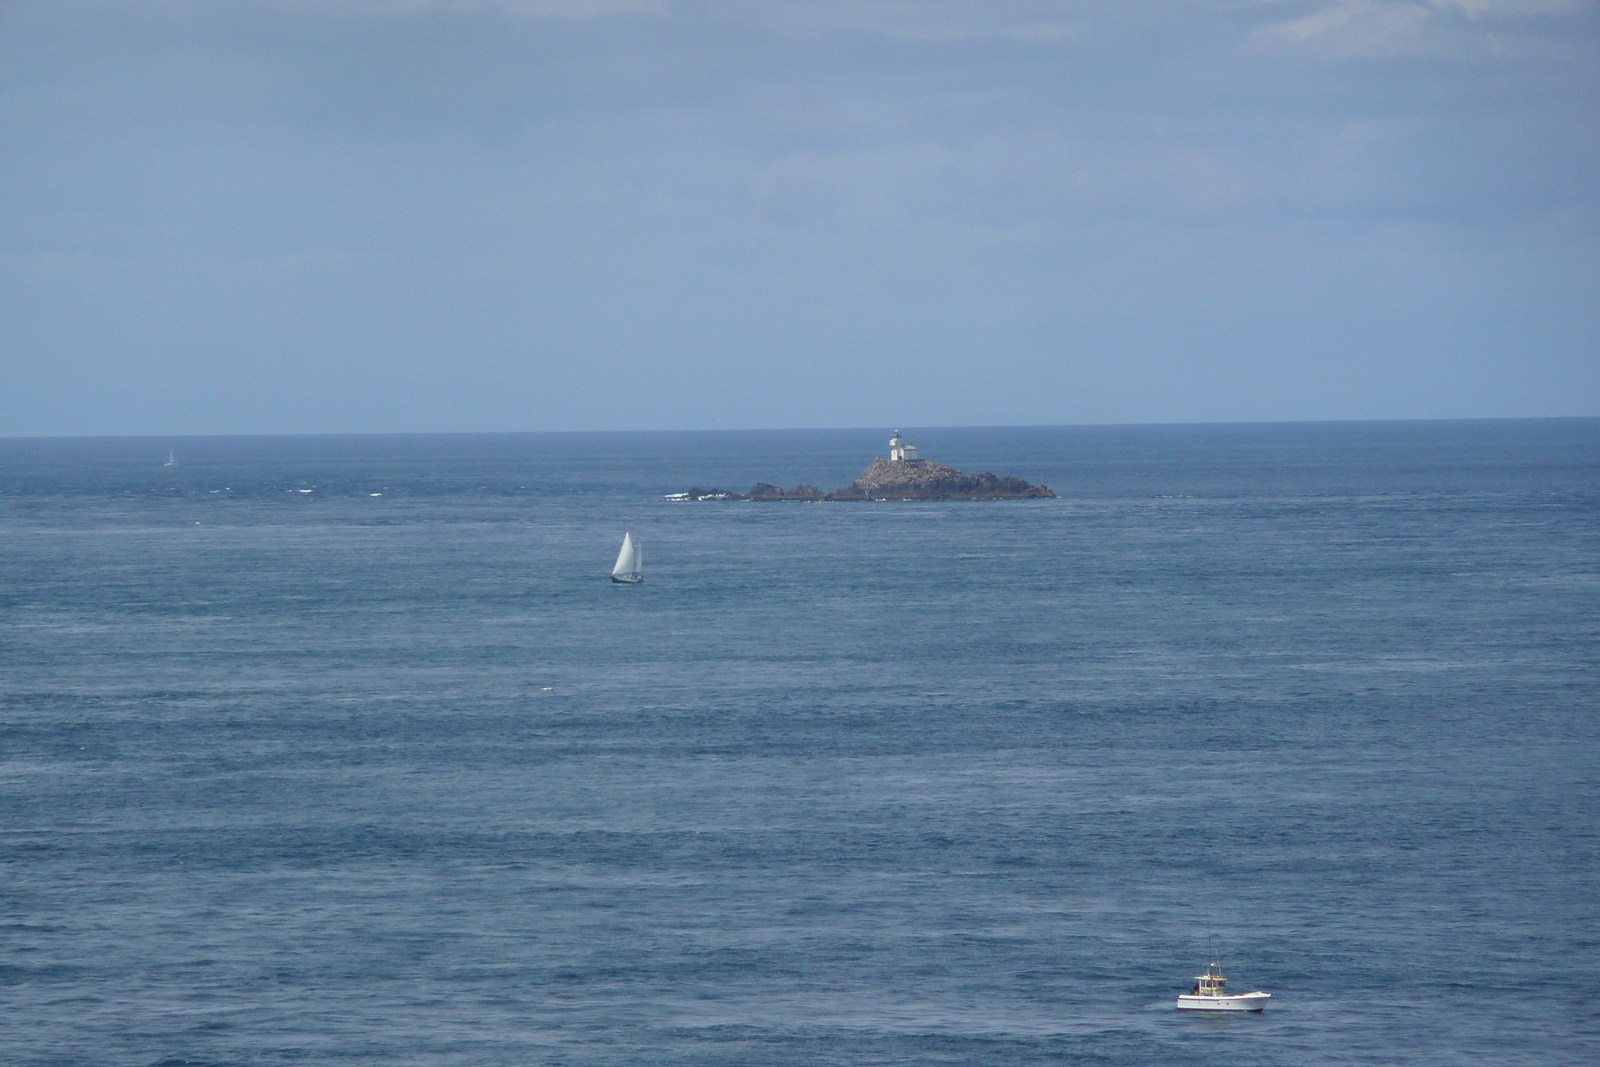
[1176,991,1271,1012]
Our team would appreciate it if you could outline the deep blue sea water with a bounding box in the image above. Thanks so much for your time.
[2,420,1597,1066]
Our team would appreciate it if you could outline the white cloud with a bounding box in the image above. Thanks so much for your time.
[1254,1,1432,57]
[1250,0,1589,58]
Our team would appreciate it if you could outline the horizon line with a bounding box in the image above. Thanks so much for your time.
[4,414,1598,443]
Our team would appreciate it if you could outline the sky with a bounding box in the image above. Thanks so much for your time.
[1,0,1597,436]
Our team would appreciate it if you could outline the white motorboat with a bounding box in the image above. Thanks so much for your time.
[1175,961,1271,1011]
[611,532,643,584]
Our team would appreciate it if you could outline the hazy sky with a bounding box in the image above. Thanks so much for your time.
[2,1,1596,435]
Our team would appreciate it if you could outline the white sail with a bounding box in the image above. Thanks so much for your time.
[612,532,637,577]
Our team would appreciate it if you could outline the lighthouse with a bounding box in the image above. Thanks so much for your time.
[888,430,918,463]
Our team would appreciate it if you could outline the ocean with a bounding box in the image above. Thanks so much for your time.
[2,420,1596,1066]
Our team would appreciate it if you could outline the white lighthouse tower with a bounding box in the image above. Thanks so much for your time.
[888,430,918,463]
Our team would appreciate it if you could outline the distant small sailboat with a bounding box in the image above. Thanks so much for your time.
[611,532,643,584]
[163,448,176,467]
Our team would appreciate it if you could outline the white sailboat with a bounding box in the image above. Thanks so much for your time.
[611,532,643,584]
[163,448,176,467]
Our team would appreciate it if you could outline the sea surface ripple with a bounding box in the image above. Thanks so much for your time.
[2,421,1597,1065]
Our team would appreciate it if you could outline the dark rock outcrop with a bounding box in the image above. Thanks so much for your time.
[746,483,826,501]
[821,458,1054,501]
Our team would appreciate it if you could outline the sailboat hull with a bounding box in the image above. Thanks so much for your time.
[611,574,643,584]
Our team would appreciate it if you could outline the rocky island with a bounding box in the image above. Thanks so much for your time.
[667,432,1055,502]
[824,455,1054,500]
